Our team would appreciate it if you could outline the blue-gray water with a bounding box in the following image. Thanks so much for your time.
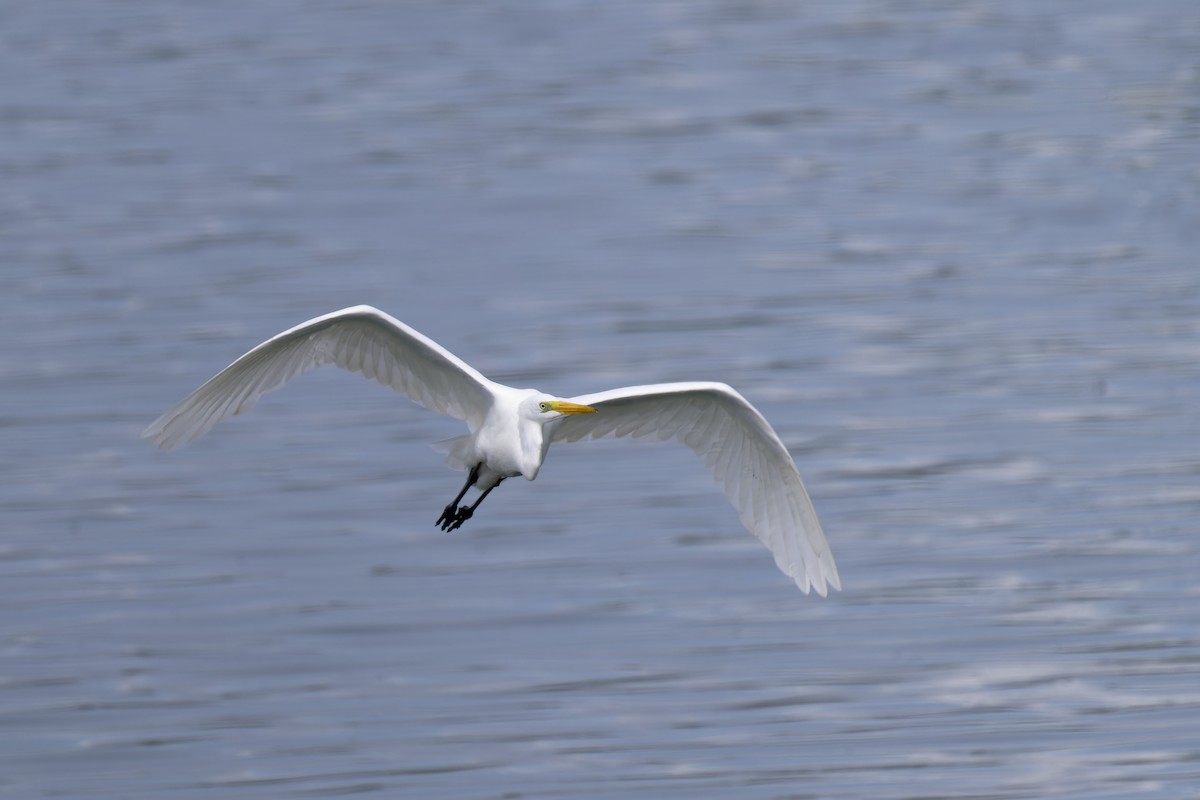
[3,2,1199,798]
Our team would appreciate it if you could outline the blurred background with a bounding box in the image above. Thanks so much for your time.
[2,1,1198,798]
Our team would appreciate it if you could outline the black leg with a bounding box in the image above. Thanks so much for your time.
[437,464,480,529]
[444,477,505,532]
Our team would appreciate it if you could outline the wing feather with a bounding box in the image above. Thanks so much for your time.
[551,382,839,595]
[143,306,496,450]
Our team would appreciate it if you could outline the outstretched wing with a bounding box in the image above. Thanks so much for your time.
[551,382,839,596]
[143,306,496,450]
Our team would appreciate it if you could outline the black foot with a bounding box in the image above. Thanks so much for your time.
[436,504,457,529]
[443,505,473,532]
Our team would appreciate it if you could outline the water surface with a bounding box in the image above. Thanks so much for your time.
[2,2,1199,798]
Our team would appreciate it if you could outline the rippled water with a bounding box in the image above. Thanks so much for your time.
[3,1,1199,798]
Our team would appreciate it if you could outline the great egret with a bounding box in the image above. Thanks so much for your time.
[143,305,839,595]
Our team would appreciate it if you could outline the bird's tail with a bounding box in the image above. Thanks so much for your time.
[431,434,474,470]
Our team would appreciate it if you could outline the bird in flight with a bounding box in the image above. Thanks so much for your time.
[143,306,839,595]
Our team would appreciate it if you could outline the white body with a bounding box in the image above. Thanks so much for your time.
[143,306,840,595]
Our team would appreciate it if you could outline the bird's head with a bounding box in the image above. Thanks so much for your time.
[525,395,596,421]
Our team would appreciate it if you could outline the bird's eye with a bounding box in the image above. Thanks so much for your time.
[538,402,550,412]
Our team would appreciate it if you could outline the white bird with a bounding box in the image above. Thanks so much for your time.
[143,305,839,595]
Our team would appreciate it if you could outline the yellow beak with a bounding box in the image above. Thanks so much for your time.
[548,400,596,415]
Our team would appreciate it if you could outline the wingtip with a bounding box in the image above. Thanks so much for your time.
[140,416,182,451]
[823,554,843,594]
[795,561,841,597]
[139,430,171,450]
[801,575,829,597]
